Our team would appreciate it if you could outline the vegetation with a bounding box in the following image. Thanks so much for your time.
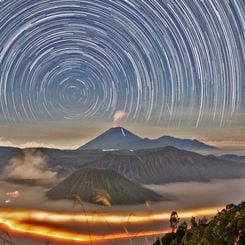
[154,202,245,245]
[169,211,180,233]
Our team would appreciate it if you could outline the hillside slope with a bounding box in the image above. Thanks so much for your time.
[47,168,163,205]
[156,201,245,245]
[83,147,245,184]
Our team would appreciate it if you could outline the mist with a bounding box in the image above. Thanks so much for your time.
[146,178,245,210]
[0,178,244,213]
[2,149,57,182]
[0,178,244,245]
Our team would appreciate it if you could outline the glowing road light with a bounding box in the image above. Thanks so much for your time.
[1,219,171,243]
[0,206,223,243]
[0,206,222,225]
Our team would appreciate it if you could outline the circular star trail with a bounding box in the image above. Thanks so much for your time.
[0,0,244,127]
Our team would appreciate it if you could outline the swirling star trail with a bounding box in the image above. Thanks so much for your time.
[0,0,244,127]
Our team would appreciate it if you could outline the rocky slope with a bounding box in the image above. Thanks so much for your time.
[83,147,245,184]
[47,168,163,205]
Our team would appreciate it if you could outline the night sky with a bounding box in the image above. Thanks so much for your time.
[0,0,244,150]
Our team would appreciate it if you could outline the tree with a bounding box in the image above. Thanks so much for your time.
[153,237,162,245]
[199,216,208,226]
[190,216,197,228]
[235,229,245,245]
[226,203,235,211]
[176,221,188,242]
[169,211,180,233]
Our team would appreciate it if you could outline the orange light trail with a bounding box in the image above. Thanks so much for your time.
[0,206,223,243]
[0,219,170,243]
[0,206,222,225]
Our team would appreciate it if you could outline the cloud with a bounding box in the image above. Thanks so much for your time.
[2,149,57,181]
[0,136,13,146]
[0,136,58,149]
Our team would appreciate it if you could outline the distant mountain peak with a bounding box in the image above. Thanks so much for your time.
[79,127,141,150]
[79,127,218,152]
[107,127,130,136]
[157,135,217,150]
[97,127,140,139]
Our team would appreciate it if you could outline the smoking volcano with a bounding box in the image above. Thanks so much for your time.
[78,127,217,151]
[79,127,141,150]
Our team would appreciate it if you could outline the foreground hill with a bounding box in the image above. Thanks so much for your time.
[47,168,162,205]
[155,201,245,245]
[83,147,245,184]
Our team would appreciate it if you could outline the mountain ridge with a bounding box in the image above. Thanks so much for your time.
[82,147,245,184]
[78,127,218,152]
[0,145,244,184]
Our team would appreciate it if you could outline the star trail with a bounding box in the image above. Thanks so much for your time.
[0,0,244,127]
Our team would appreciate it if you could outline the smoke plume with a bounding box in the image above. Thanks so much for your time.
[112,110,128,127]
[2,149,57,181]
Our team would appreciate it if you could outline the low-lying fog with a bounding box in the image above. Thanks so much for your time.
[0,178,244,212]
[0,178,244,245]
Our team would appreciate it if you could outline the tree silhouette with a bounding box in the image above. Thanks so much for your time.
[198,216,208,226]
[190,216,197,228]
[176,221,188,242]
[235,229,245,245]
[169,211,180,233]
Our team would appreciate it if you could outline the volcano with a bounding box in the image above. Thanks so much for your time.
[79,127,142,150]
[47,168,162,205]
[78,127,217,152]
